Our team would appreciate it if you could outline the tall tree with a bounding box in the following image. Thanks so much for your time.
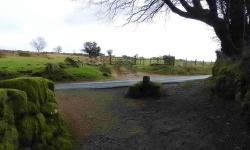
[82,41,101,58]
[93,0,250,58]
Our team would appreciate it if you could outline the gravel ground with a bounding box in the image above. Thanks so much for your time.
[58,81,250,150]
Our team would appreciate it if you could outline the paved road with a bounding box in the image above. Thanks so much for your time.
[55,75,210,90]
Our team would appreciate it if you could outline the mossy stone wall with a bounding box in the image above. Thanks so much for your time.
[0,77,72,150]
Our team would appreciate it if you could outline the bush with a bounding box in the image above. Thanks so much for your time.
[17,51,31,57]
[99,64,112,75]
[0,71,18,80]
[32,63,74,81]
[210,58,241,100]
[163,55,175,65]
[126,76,162,98]
[113,60,137,74]
[64,57,80,67]
[58,62,67,69]
[45,63,61,74]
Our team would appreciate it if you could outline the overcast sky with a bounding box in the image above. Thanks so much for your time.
[0,0,219,61]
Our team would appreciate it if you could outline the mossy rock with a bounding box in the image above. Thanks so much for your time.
[0,121,19,150]
[41,102,58,116]
[18,116,40,145]
[47,90,56,103]
[0,77,53,105]
[2,105,15,124]
[5,89,27,118]
[36,113,46,129]
[0,77,72,150]
[127,81,162,98]
[53,136,73,150]
[26,101,39,115]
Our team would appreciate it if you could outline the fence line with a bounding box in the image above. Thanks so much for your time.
[98,56,214,67]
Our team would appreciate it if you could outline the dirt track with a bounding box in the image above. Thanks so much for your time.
[57,81,250,150]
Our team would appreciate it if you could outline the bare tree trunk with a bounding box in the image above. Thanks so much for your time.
[109,55,112,65]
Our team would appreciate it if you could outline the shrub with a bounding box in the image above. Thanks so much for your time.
[163,55,175,65]
[33,63,74,81]
[58,62,67,69]
[99,64,112,75]
[210,58,241,100]
[126,76,162,98]
[45,63,61,74]
[0,71,18,80]
[17,51,31,57]
[64,57,80,67]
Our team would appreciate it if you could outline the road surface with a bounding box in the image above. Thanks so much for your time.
[55,75,210,90]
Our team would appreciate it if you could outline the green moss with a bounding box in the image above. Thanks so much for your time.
[0,121,18,150]
[211,58,242,100]
[36,113,46,129]
[18,116,39,144]
[26,101,39,115]
[212,58,241,79]
[6,89,27,117]
[47,90,56,103]
[41,102,58,116]
[0,142,16,150]
[2,105,15,124]
[54,136,72,150]
[0,90,7,118]
[0,77,53,105]
[47,80,54,91]
[0,77,72,150]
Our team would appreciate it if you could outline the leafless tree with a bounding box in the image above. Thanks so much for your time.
[91,0,250,58]
[107,49,113,64]
[54,46,62,53]
[30,37,47,53]
[107,49,113,56]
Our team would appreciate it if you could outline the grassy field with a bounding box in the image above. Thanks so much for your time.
[0,55,63,71]
[0,53,113,81]
[136,64,213,75]
[0,52,213,81]
[65,66,108,80]
[0,54,82,71]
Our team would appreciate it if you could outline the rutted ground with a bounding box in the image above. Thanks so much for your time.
[56,81,250,150]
